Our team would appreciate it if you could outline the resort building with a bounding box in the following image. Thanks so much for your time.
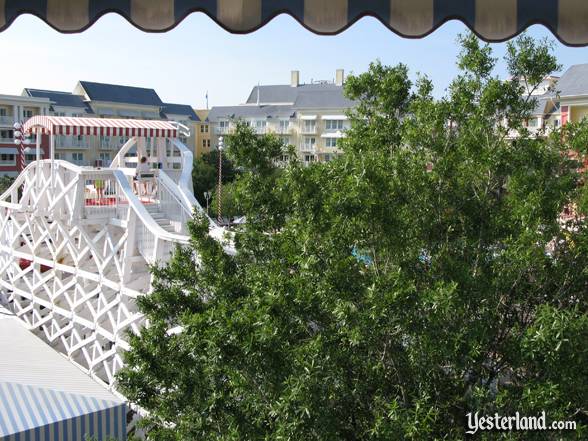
[0,94,51,176]
[558,64,588,126]
[195,108,212,158]
[4,82,199,172]
[208,69,356,165]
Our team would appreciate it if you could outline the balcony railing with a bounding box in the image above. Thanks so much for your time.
[0,137,14,143]
[58,143,89,149]
[215,126,229,135]
[0,116,14,125]
[300,144,317,153]
[301,126,317,135]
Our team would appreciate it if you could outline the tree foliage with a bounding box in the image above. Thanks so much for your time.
[118,34,588,440]
[192,150,238,208]
[0,175,14,195]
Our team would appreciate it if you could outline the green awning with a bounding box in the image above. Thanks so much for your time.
[1,1,587,46]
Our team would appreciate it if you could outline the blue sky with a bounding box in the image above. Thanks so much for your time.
[1,12,588,108]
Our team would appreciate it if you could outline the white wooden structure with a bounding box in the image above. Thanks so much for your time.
[0,116,220,390]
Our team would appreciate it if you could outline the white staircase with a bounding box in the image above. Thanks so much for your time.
[144,204,176,234]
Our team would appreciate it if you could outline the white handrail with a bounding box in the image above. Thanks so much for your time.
[110,137,138,169]
[0,159,84,208]
[170,139,219,228]
[111,169,189,244]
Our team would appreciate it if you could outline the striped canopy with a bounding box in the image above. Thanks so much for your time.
[1,1,588,46]
[0,382,126,440]
[23,115,179,138]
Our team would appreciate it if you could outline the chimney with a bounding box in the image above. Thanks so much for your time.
[336,69,345,86]
[291,70,300,88]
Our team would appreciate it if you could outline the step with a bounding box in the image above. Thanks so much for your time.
[155,219,171,226]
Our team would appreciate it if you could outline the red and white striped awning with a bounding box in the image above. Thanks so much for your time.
[22,116,178,138]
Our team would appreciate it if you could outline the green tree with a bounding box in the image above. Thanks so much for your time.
[118,34,588,440]
[210,181,240,221]
[192,149,238,208]
[0,175,15,194]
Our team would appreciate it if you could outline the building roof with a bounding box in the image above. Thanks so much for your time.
[293,89,355,109]
[208,105,296,122]
[246,83,355,108]
[531,95,559,115]
[161,103,200,121]
[556,64,588,97]
[24,89,89,109]
[79,81,163,106]
[194,109,209,122]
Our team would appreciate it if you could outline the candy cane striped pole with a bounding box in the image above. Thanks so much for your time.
[13,122,26,172]
[217,137,224,225]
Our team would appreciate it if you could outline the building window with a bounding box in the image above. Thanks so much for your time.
[279,136,290,146]
[325,138,338,148]
[201,125,209,133]
[0,154,15,165]
[279,120,290,132]
[254,120,266,133]
[25,154,35,161]
[0,130,13,140]
[72,152,84,163]
[54,153,61,160]
[554,119,560,128]
[54,112,66,117]
[100,136,111,148]
[99,152,110,166]
[304,154,315,163]
[303,120,316,133]
[23,110,34,119]
[219,121,229,133]
[528,118,539,128]
[207,139,211,148]
[202,139,207,148]
[303,137,316,150]
[325,120,343,130]
[0,108,7,116]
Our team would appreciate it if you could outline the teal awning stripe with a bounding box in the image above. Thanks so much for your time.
[0,382,125,439]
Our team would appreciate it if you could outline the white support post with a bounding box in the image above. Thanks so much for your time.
[157,138,166,169]
[122,211,137,283]
[50,132,55,191]
[36,131,41,189]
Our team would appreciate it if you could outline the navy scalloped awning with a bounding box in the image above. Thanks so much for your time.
[1,0,587,46]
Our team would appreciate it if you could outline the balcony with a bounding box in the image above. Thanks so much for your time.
[58,142,89,149]
[300,126,317,135]
[300,144,316,153]
[0,137,14,144]
[274,126,292,135]
[252,126,267,135]
[0,116,14,126]
[215,126,229,135]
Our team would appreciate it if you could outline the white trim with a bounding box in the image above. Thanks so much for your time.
[321,115,347,120]
[0,147,17,154]
[300,115,317,120]
[321,131,345,138]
